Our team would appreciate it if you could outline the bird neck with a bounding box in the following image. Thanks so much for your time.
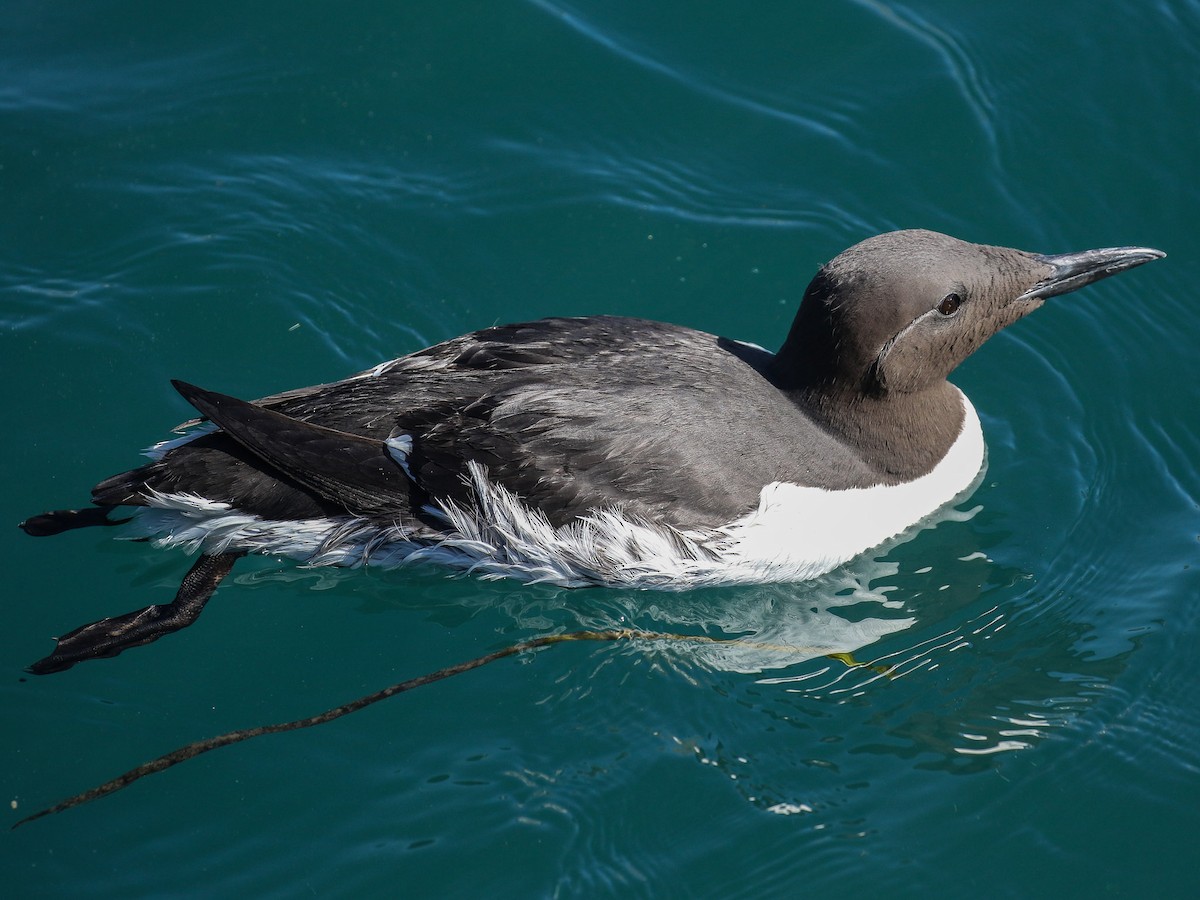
[786,379,967,482]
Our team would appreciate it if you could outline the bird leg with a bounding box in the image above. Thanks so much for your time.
[19,505,129,537]
[27,551,244,675]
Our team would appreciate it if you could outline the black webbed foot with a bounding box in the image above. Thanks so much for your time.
[27,551,243,675]
[19,506,129,537]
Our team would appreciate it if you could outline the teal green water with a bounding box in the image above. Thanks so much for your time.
[3,1,1198,896]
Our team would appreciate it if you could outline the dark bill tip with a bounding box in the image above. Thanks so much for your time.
[1018,246,1165,301]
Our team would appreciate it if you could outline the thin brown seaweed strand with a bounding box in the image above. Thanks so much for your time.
[13,628,885,828]
[12,630,684,827]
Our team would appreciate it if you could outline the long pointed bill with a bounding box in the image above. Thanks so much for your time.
[1018,246,1165,301]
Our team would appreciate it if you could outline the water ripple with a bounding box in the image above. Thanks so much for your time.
[489,135,873,233]
[2,43,274,134]
[849,0,999,161]
[525,0,874,156]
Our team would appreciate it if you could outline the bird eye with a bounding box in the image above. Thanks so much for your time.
[936,292,963,316]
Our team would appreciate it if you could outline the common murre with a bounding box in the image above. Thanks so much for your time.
[19,229,1163,674]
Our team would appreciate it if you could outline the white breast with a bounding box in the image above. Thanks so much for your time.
[717,387,986,580]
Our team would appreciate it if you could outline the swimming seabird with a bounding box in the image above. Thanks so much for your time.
[19,229,1164,673]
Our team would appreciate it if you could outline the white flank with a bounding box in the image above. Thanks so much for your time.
[142,421,219,460]
[384,434,416,480]
[127,390,985,589]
